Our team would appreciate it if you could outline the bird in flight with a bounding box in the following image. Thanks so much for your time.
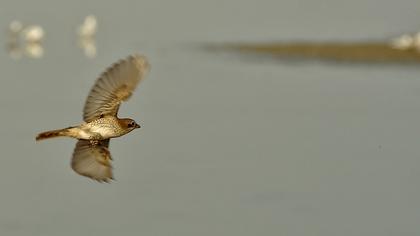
[36,54,150,182]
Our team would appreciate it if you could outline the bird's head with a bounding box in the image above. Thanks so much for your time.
[119,118,141,133]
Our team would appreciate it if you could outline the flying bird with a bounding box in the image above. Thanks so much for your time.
[36,54,150,182]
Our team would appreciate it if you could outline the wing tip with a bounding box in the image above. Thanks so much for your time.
[130,54,150,72]
[95,177,114,183]
[81,173,114,183]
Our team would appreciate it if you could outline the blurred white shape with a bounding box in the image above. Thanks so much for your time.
[6,21,45,59]
[7,21,24,59]
[79,37,96,58]
[25,42,44,58]
[390,34,414,50]
[9,21,23,34]
[23,25,44,43]
[390,32,420,52]
[78,15,97,37]
[78,15,98,58]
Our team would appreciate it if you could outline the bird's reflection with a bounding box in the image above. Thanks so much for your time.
[6,21,45,59]
[77,15,97,58]
[25,42,44,58]
[6,21,23,59]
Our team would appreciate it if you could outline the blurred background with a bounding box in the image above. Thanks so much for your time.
[1,0,420,235]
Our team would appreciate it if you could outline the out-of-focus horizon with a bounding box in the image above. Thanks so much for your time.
[210,32,420,63]
[0,0,420,236]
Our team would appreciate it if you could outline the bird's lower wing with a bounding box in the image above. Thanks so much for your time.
[71,139,113,182]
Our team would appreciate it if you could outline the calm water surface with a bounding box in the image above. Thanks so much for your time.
[0,0,419,235]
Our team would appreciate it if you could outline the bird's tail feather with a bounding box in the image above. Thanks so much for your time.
[36,127,72,141]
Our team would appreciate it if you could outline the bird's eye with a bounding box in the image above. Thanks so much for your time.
[128,121,135,128]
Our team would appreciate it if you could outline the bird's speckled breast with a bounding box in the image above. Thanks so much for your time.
[80,116,125,139]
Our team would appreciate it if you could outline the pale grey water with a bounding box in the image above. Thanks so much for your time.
[1,0,420,235]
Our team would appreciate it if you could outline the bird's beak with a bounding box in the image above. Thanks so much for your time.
[135,123,141,129]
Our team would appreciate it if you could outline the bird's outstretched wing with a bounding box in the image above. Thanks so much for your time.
[83,54,150,122]
[71,139,113,182]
